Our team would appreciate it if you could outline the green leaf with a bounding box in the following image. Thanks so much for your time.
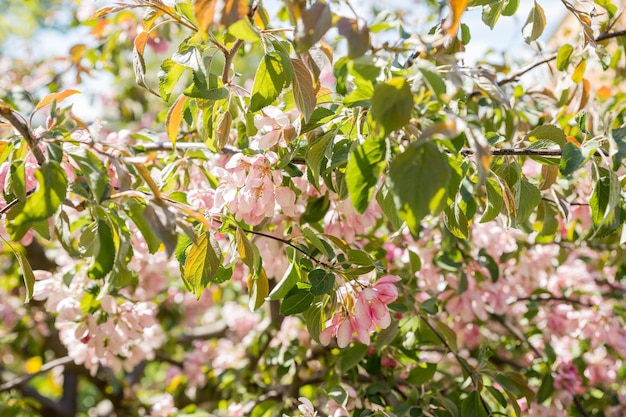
[175,233,194,271]
[250,400,277,417]
[461,391,488,417]
[7,161,68,241]
[302,227,334,259]
[228,19,261,42]
[68,147,110,203]
[515,179,541,225]
[502,0,520,16]
[250,52,292,112]
[556,44,574,71]
[236,227,256,271]
[525,125,566,147]
[158,58,186,102]
[79,220,115,279]
[480,178,503,223]
[301,107,336,134]
[527,140,561,166]
[376,184,403,230]
[182,232,222,298]
[486,386,508,408]
[343,78,374,107]
[308,269,335,295]
[610,127,626,169]
[280,287,315,315]
[481,1,504,29]
[306,129,335,186]
[346,138,387,213]
[537,372,554,404]
[444,203,468,239]
[418,66,447,100]
[340,343,368,372]
[13,246,35,302]
[560,141,585,176]
[388,141,450,234]
[248,268,269,311]
[590,167,621,236]
[301,194,331,224]
[268,252,300,300]
[435,320,458,353]
[522,1,546,43]
[407,363,437,385]
[304,301,324,343]
[370,78,413,136]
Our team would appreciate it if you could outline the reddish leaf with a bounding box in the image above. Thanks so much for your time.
[291,58,317,122]
[337,18,370,58]
[221,0,249,28]
[89,5,124,20]
[166,94,188,146]
[134,31,149,55]
[34,89,81,113]
[195,0,217,33]
[296,2,332,52]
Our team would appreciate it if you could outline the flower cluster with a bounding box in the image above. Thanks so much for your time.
[212,152,297,225]
[320,275,400,348]
[33,270,164,375]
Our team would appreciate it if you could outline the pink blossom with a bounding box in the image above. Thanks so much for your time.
[297,397,317,417]
[253,106,299,150]
[149,393,178,417]
[324,197,380,243]
[320,312,370,348]
[211,152,298,225]
[553,361,583,405]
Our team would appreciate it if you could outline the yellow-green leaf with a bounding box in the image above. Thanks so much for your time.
[248,268,269,311]
[571,59,586,83]
[522,1,546,43]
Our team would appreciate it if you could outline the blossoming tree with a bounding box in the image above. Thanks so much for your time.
[1,0,625,416]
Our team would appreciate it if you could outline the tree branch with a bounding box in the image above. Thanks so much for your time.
[0,356,73,393]
[0,104,46,166]
[595,29,626,42]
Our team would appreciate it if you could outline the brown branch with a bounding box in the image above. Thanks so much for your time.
[513,295,594,308]
[460,148,563,157]
[222,39,245,84]
[470,28,626,95]
[596,29,626,42]
[0,356,73,393]
[0,104,46,166]
[134,141,599,160]
[496,52,558,88]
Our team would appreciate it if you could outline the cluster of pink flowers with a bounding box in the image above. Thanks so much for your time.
[212,152,297,225]
[324,197,380,243]
[33,270,164,375]
[320,275,400,348]
[252,106,299,150]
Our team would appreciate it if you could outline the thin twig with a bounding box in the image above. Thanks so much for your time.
[0,356,73,392]
[398,286,493,417]
[596,29,626,42]
[513,295,594,308]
